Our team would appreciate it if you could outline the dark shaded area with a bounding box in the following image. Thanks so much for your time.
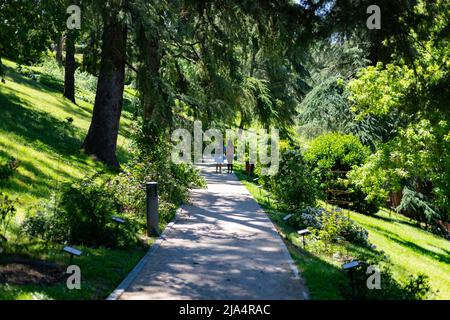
[0,255,64,285]
[365,212,425,230]
[363,224,450,264]
[82,14,128,168]
[0,90,81,156]
[63,30,77,104]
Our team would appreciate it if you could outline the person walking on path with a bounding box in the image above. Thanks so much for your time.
[215,144,224,173]
[226,139,235,173]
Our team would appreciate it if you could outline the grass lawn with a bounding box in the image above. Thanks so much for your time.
[0,59,149,300]
[0,240,150,299]
[234,165,450,300]
[349,209,450,299]
[0,58,134,219]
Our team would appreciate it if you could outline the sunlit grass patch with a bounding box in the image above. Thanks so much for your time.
[0,58,145,300]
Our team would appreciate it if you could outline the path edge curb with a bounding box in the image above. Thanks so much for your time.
[254,200,311,300]
[236,173,311,300]
[106,205,185,300]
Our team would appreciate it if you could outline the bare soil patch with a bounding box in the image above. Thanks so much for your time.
[0,256,64,285]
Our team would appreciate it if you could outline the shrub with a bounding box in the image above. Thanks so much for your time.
[304,132,369,193]
[304,132,370,174]
[349,265,434,300]
[0,192,16,243]
[289,207,369,247]
[292,206,324,230]
[0,158,20,181]
[304,133,380,214]
[318,209,369,247]
[111,141,205,224]
[267,149,319,210]
[349,185,382,215]
[23,178,137,247]
[396,186,446,233]
[402,273,434,300]
[22,194,66,242]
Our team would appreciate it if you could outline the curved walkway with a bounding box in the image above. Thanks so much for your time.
[116,162,309,300]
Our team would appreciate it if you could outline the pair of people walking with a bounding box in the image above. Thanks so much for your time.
[215,139,234,174]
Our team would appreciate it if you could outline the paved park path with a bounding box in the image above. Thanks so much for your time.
[115,162,309,300]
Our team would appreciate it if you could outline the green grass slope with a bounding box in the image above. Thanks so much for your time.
[0,59,149,300]
[350,209,450,300]
[0,59,132,218]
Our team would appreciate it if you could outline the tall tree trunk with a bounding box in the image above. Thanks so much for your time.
[0,56,4,78]
[55,35,64,65]
[82,16,127,168]
[137,25,165,121]
[135,24,169,142]
[64,31,76,103]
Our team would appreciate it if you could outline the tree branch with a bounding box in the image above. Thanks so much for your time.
[125,61,139,73]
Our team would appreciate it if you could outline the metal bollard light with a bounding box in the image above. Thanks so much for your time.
[146,182,159,236]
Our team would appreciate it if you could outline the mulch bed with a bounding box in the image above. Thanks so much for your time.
[0,256,65,285]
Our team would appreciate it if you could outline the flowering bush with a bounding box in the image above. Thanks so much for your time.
[290,206,370,247]
[292,206,323,229]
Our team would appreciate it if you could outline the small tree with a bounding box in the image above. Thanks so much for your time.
[268,149,319,211]
[305,132,381,214]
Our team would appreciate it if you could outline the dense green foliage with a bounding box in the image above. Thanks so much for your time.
[23,178,137,247]
[295,0,449,230]
[344,0,450,227]
[0,1,62,64]
[111,139,206,223]
[304,132,369,173]
[0,193,16,243]
[288,207,369,247]
[303,133,380,215]
[348,83,450,225]
[266,149,319,211]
